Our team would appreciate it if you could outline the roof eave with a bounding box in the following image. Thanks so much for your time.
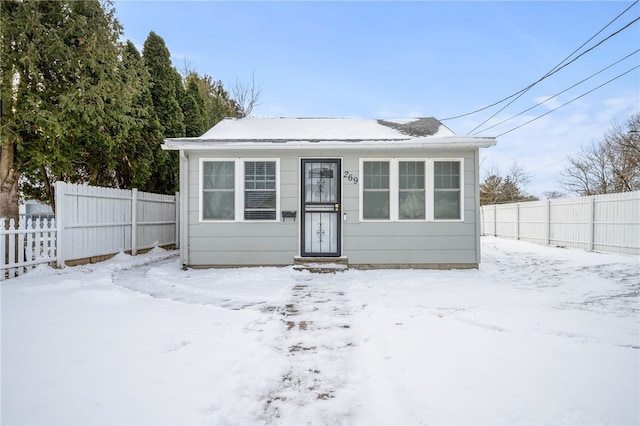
[162,137,497,151]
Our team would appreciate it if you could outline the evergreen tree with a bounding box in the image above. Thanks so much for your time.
[479,164,538,205]
[115,41,163,190]
[143,31,185,138]
[196,74,237,129]
[181,74,208,137]
[479,175,503,205]
[1,0,128,214]
[142,31,184,193]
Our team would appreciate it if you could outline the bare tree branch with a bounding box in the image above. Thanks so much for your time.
[232,71,261,117]
[561,113,640,195]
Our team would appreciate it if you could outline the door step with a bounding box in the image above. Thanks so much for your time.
[293,257,349,273]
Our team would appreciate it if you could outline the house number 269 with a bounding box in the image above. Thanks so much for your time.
[343,171,358,184]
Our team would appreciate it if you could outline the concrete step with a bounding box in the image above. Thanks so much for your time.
[293,257,349,273]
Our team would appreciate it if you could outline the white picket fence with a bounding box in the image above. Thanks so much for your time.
[481,191,640,256]
[1,182,178,280]
[0,218,57,280]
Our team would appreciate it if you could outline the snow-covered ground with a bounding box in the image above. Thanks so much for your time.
[1,238,638,425]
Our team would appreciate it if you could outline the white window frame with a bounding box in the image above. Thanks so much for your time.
[431,158,464,222]
[397,158,428,221]
[359,158,464,222]
[200,159,237,222]
[199,158,280,223]
[359,158,394,222]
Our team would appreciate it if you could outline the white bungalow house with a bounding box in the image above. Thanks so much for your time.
[163,117,496,269]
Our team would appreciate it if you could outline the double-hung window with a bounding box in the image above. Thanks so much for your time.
[399,161,425,220]
[202,161,235,220]
[434,161,461,220]
[244,161,277,220]
[360,159,463,221]
[362,161,390,220]
[201,159,279,222]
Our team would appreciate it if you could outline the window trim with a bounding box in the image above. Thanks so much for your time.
[360,159,393,221]
[199,158,280,223]
[398,159,427,221]
[359,158,464,222]
[359,159,394,222]
[432,158,464,222]
[200,159,237,222]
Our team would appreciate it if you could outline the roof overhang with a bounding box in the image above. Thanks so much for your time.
[162,136,497,151]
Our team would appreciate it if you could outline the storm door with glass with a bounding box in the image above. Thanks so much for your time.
[301,159,341,257]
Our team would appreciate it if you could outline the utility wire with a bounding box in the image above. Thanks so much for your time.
[440,0,639,122]
[493,65,640,138]
[467,15,640,134]
[472,49,640,135]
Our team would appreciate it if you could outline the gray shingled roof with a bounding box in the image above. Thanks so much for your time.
[376,117,445,137]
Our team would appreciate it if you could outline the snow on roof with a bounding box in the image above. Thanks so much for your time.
[198,117,454,140]
[162,117,496,150]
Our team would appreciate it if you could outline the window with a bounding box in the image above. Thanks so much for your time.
[244,161,276,220]
[434,161,461,220]
[399,161,425,220]
[201,159,279,222]
[202,161,235,220]
[360,159,463,222]
[362,161,390,220]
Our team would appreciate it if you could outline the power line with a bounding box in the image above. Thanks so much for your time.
[528,159,568,173]
[467,14,640,134]
[472,49,640,135]
[440,0,639,122]
[493,65,640,138]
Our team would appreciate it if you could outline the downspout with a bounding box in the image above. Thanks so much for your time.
[179,149,189,268]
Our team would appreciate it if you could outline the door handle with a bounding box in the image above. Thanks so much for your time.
[334,203,340,212]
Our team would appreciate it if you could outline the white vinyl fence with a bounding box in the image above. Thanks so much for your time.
[1,182,178,280]
[481,191,640,256]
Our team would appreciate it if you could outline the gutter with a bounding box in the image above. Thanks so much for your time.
[162,136,497,151]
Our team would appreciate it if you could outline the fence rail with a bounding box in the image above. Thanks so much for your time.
[481,191,640,256]
[1,182,178,280]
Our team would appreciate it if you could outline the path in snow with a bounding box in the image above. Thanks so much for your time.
[261,272,357,424]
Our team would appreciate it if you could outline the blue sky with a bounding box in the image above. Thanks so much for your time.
[114,1,640,196]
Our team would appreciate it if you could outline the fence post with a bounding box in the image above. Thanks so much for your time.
[8,219,15,278]
[175,191,180,249]
[55,181,65,268]
[0,218,5,281]
[545,199,551,246]
[131,188,138,256]
[515,203,520,240]
[16,219,25,276]
[588,196,595,252]
[493,205,497,236]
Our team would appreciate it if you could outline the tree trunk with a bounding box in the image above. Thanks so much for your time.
[0,135,19,224]
[1,136,20,269]
[40,164,56,214]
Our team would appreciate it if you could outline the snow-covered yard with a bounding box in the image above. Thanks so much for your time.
[1,237,638,425]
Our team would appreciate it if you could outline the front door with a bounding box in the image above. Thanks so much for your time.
[301,159,341,257]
